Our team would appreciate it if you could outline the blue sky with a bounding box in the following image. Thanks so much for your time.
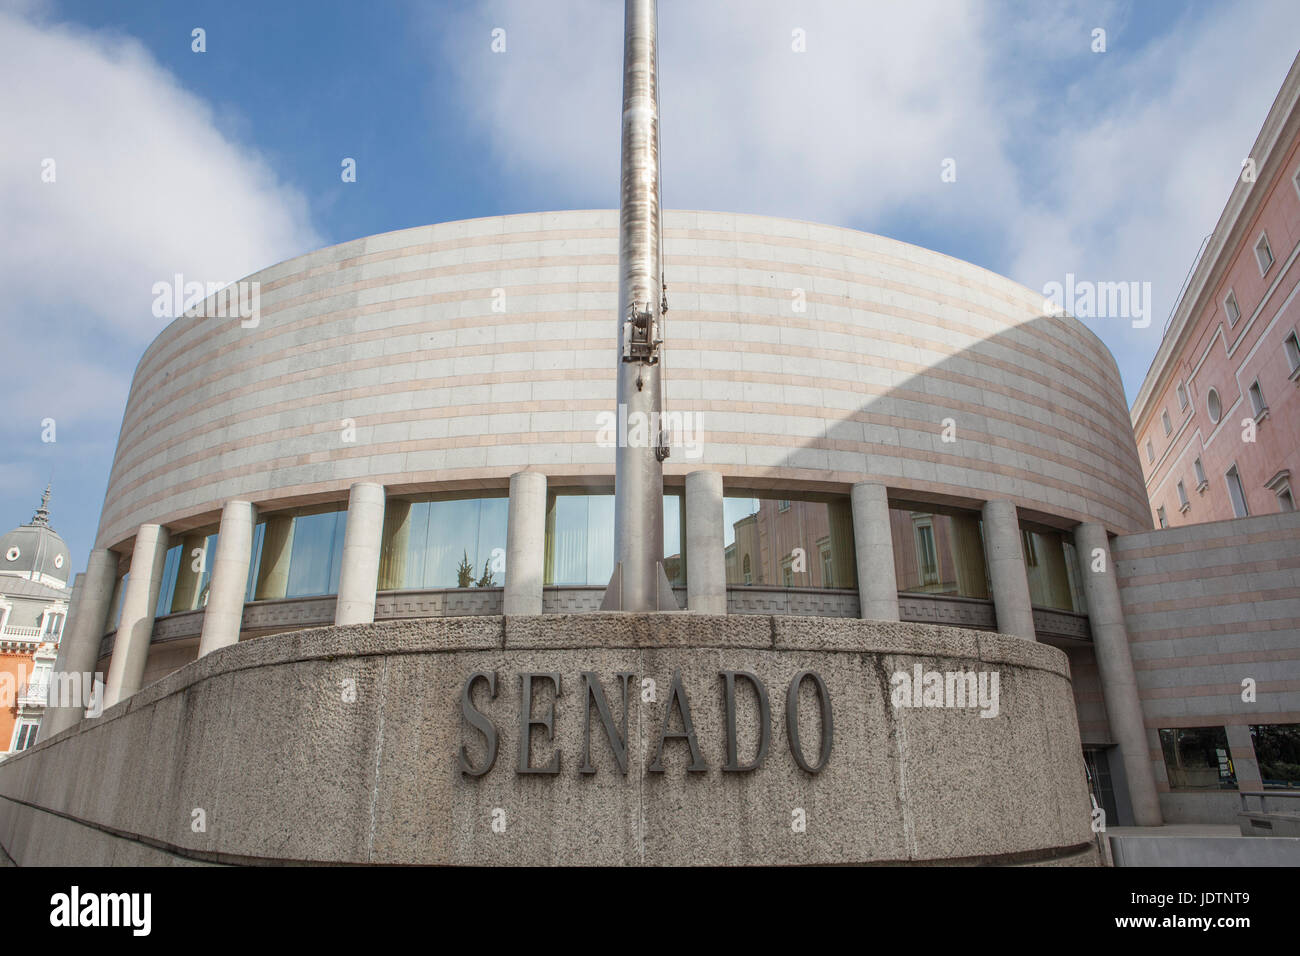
[2,0,1298,570]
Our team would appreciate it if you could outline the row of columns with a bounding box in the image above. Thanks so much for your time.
[39,472,1162,824]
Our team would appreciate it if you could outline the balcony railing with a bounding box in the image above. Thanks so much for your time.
[1,625,44,640]
[16,681,49,707]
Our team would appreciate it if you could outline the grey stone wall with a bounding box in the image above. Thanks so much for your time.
[1,615,1094,865]
[1114,510,1300,824]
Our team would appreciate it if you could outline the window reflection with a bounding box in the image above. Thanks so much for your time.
[1159,727,1238,790]
[1250,724,1300,789]
[1020,525,1085,612]
[722,496,856,589]
[245,505,348,600]
[378,496,508,590]
[154,530,219,616]
[543,493,685,587]
[889,507,988,599]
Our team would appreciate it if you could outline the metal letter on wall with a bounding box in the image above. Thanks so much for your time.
[458,671,499,777]
[721,670,770,772]
[580,671,635,775]
[647,669,708,773]
[518,672,563,774]
[786,670,833,773]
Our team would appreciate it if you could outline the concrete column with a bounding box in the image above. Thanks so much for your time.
[335,483,386,626]
[104,525,170,708]
[198,501,258,657]
[1225,724,1262,790]
[982,499,1036,641]
[56,580,82,642]
[850,481,899,621]
[685,471,726,614]
[1073,522,1163,827]
[41,549,117,736]
[504,472,547,615]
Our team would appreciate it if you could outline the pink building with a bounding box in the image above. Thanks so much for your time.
[1133,54,1300,527]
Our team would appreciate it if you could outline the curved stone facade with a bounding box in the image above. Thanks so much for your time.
[24,210,1175,850]
[1,615,1096,866]
[96,210,1148,552]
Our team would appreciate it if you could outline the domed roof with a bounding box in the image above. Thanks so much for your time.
[0,486,71,589]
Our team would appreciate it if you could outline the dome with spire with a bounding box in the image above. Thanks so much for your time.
[0,486,71,589]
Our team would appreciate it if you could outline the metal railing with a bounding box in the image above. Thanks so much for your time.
[16,681,49,706]
[1240,790,1300,813]
[1160,232,1213,339]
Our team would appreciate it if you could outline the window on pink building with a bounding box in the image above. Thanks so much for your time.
[1226,464,1249,518]
[1248,379,1267,418]
[1224,290,1241,327]
[1285,330,1300,377]
[1255,233,1274,275]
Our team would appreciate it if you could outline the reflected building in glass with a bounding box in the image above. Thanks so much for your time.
[723,496,855,590]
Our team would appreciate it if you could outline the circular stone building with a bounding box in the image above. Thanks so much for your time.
[14,210,1160,866]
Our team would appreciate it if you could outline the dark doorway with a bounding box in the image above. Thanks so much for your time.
[1084,747,1119,827]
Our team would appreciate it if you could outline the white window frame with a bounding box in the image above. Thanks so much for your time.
[1194,457,1208,492]
[1226,463,1249,518]
[1294,164,1300,202]
[1265,471,1294,514]
[1248,378,1268,419]
[1207,387,1222,424]
[1146,440,1155,464]
[1157,506,1168,529]
[913,517,938,588]
[819,541,834,587]
[1255,232,1274,276]
[1285,329,1300,379]
[1176,380,1188,410]
[1162,409,1172,435]
[9,720,38,753]
[1177,480,1189,512]
[1224,289,1241,327]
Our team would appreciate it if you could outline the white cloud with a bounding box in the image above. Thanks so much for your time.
[0,13,320,338]
[435,0,1022,225]
[0,9,320,560]
[1008,1,1300,396]
[433,0,1300,401]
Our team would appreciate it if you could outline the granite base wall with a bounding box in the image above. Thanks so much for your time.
[1,615,1095,866]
